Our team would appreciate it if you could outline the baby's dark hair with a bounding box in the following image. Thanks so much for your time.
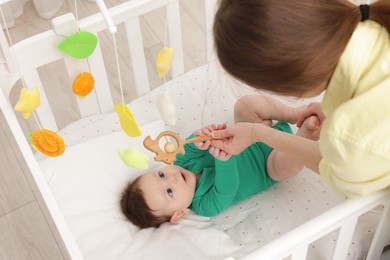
[120,176,170,229]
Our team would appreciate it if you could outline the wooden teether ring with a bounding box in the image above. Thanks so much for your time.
[143,130,212,164]
[164,142,176,153]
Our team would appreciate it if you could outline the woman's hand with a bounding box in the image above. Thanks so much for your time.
[194,123,232,161]
[296,102,325,128]
[194,123,226,150]
[210,122,256,155]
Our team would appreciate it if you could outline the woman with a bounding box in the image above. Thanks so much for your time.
[211,0,390,196]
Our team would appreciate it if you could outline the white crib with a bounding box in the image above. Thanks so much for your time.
[1,0,389,259]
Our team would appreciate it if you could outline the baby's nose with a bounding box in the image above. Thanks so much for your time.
[168,174,178,183]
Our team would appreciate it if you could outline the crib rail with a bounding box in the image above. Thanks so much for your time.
[2,0,389,259]
[240,188,390,260]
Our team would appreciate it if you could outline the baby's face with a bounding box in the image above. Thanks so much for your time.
[138,165,197,217]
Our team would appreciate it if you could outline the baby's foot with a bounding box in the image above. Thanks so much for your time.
[296,115,321,141]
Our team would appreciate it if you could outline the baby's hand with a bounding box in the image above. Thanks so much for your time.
[194,123,227,150]
[195,124,231,160]
[209,146,232,161]
[297,102,325,128]
[194,125,214,150]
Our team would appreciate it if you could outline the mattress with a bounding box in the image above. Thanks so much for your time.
[37,61,380,259]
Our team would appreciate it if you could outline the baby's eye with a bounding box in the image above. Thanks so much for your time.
[158,171,165,179]
[167,188,173,197]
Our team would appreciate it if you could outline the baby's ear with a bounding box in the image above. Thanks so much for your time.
[170,208,190,224]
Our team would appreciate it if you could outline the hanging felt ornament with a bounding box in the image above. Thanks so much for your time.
[57,31,98,59]
[155,20,176,124]
[157,91,176,126]
[72,72,94,97]
[14,87,41,119]
[156,47,174,78]
[114,103,142,137]
[118,147,149,169]
[0,3,65,158]
[93,0,145,167]
[30,129,65,157]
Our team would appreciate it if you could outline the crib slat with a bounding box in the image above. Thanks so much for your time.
[2,32,65,98]
[332,216,358,260]
[205,0,218,62]
[0,12,16,73]
[23,70,58,131]
[125,17,150,97]
[290,244,308,260]
[53,13,113,116]
[85,40,113,113]
[63,56,101,116]
[53,14,99,117]
[366,200,390,260]
[166,0,184,78]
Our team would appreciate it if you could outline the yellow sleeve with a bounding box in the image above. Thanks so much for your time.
[319,138,390,197]
[319,21,390,196]
[319,91,390,196]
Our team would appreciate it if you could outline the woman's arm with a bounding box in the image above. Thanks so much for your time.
[211,122,321,173]
[234,94,305,125]
[175,124,231,165]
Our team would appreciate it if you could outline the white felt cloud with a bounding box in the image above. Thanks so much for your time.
[157,90,176,126]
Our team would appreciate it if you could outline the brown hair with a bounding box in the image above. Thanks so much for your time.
[213,0,390,96]
[120,176,170,229]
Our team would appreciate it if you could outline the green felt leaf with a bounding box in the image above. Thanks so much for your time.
[57,31,98,59]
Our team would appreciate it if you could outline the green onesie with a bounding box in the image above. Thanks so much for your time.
[174,121,292,217]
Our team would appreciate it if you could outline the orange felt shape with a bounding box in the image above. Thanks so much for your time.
[30,129,65,157]
[72,72,94,97]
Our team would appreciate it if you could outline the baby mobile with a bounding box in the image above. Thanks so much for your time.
[0,5,64,157]
[93,0,175,169]
[140,2,213,166]
[141,4,179,164]
[143,3,214,165]
[11,0,100,157]
[97,0,202,168]
[89,0,147,169]
[57,0,97,98]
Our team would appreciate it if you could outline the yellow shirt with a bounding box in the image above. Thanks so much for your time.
[319,21,390,196]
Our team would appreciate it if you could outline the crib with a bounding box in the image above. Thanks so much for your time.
[1,0,390,259]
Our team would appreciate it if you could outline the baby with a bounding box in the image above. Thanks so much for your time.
[121,95,321,228]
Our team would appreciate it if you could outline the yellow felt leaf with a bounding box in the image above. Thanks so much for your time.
[114,103,142,137]
[14,87,41,119]
[118,147,149,169]
[156,47,174,78]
